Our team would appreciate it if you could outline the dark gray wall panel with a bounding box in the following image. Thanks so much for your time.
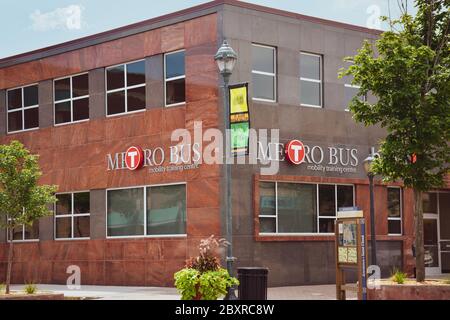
[90,189,106,239]
[146,55,164,109]
[38,80,54,128]
[89,68,106,120]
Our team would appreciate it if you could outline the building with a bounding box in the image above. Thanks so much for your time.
[0,0,448,287]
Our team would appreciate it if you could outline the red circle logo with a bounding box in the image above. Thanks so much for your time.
[285,140,305,165]
[125,146,144,171]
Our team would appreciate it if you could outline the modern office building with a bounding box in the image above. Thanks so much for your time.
[0,0,448,287]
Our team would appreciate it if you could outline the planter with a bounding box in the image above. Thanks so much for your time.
[368,279,450,300]
[0,293,65,300]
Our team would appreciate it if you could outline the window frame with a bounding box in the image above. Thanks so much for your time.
[6,218,39,243]
[251,43,277,103]
[387,186,403,236]
[299,52,323,108]
[164,49,186,108]
[53,72,90,126]
[105,59,147,117]
[344,83,367,112]
[6,83,40,134]
[106,182,187,239]
[54,191,91,241]
[258,181,355,236]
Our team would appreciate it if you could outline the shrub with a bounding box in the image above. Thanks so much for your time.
[0,283,5,294]
[24,283,37,294]
[391,269,408,285]
[174,268,239,300]
[444,277,450,285]
[174,235,239,300]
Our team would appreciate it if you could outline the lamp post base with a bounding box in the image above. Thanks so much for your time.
[224,285,238,300]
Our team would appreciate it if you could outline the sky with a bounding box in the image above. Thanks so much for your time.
[0,0,417,59]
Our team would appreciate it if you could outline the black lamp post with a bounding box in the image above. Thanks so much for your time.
[214,40,238,300]
[363,153,377,267]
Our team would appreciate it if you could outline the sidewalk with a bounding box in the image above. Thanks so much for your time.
[10,284,356,300]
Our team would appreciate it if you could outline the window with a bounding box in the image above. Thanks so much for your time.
[54,73,89,124]
[252,44,276,102]
[258,182,354,234]
[300,52,322,107]
[55,192,90,239]
[106,60,146,115]
[107,184,186,237]
[387,187,402,235]
[6,84,39,133]
[165,50,186,106]
[7,221,39,242]
[423,192,438,214]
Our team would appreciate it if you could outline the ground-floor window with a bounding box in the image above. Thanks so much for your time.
[387,187,402,235]
[7,220,39,242]
[258,182,354,235]
[55,192,90,239]
[107,183,186,237]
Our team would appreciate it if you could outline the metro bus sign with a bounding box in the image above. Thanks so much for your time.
[285,140,305,165]
[125,146,144,171]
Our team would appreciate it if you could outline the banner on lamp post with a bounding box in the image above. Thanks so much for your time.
[229,83,250,156]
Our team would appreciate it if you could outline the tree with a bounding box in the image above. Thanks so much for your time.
[340,0,449,282]
[0,140,57,294]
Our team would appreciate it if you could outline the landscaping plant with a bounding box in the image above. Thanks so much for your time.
[0,141,58,294]
[24,283,37,295]
[174,235,239,300]
[391,269,408,285]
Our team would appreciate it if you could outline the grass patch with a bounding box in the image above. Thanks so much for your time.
[391,269,408,285]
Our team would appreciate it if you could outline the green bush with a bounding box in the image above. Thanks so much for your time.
[24,283,37,294]
[444,277,450,285]
[174,235,239,300]
[174,268,239,300]
[391,269,408,284]
[0,283,5,294]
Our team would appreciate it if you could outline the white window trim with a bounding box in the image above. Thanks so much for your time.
[6,84,39,134]
[54,72,90,126]
[387,187,403,236]
[106,182,187,239]
[251,44,277,103]
[300,52,322,108]
[258,182,355,235]
[164,49,186,107]
[7,224,39,243]
[105,59,147,117]
[344,83,367,112]
[54,191,90,240]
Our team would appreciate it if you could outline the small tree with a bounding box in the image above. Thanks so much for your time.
[0,140,57,294]
[341,0,449,281]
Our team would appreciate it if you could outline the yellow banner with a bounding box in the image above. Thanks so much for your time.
[230,86,249,114]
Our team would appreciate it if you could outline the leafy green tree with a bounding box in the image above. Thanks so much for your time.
[341,0,449,282]
[0,140,57,294]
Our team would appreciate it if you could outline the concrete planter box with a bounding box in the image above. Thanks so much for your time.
[0,293,64,300]
[368,280,450,300]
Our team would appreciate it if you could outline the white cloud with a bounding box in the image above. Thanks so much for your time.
[30,5,84,31]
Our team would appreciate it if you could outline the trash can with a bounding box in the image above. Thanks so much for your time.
[237,267,269,300]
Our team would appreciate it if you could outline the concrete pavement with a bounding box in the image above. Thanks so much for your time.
[10,284,357,300]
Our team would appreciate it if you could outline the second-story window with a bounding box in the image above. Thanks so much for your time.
[252,44,276,102]
[7,84,39,133]
[54,73,89,125]
[106,60,146,115]
[165,50,186,106]
[387,187,402,235]
[300,52,322,108]
[343,62,366,112]
[55,192,90,240]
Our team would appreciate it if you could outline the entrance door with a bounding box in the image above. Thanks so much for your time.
[439,192,450,273]
[423,193,441,275]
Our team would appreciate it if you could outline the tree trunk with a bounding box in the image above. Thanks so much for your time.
[5,227,14,294]
[414,189,425,282]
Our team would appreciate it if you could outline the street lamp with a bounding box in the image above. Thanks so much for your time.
[215,40,238,300]
[363,152,377,267]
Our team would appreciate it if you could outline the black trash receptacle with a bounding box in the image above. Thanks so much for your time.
[237,267,269,300]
